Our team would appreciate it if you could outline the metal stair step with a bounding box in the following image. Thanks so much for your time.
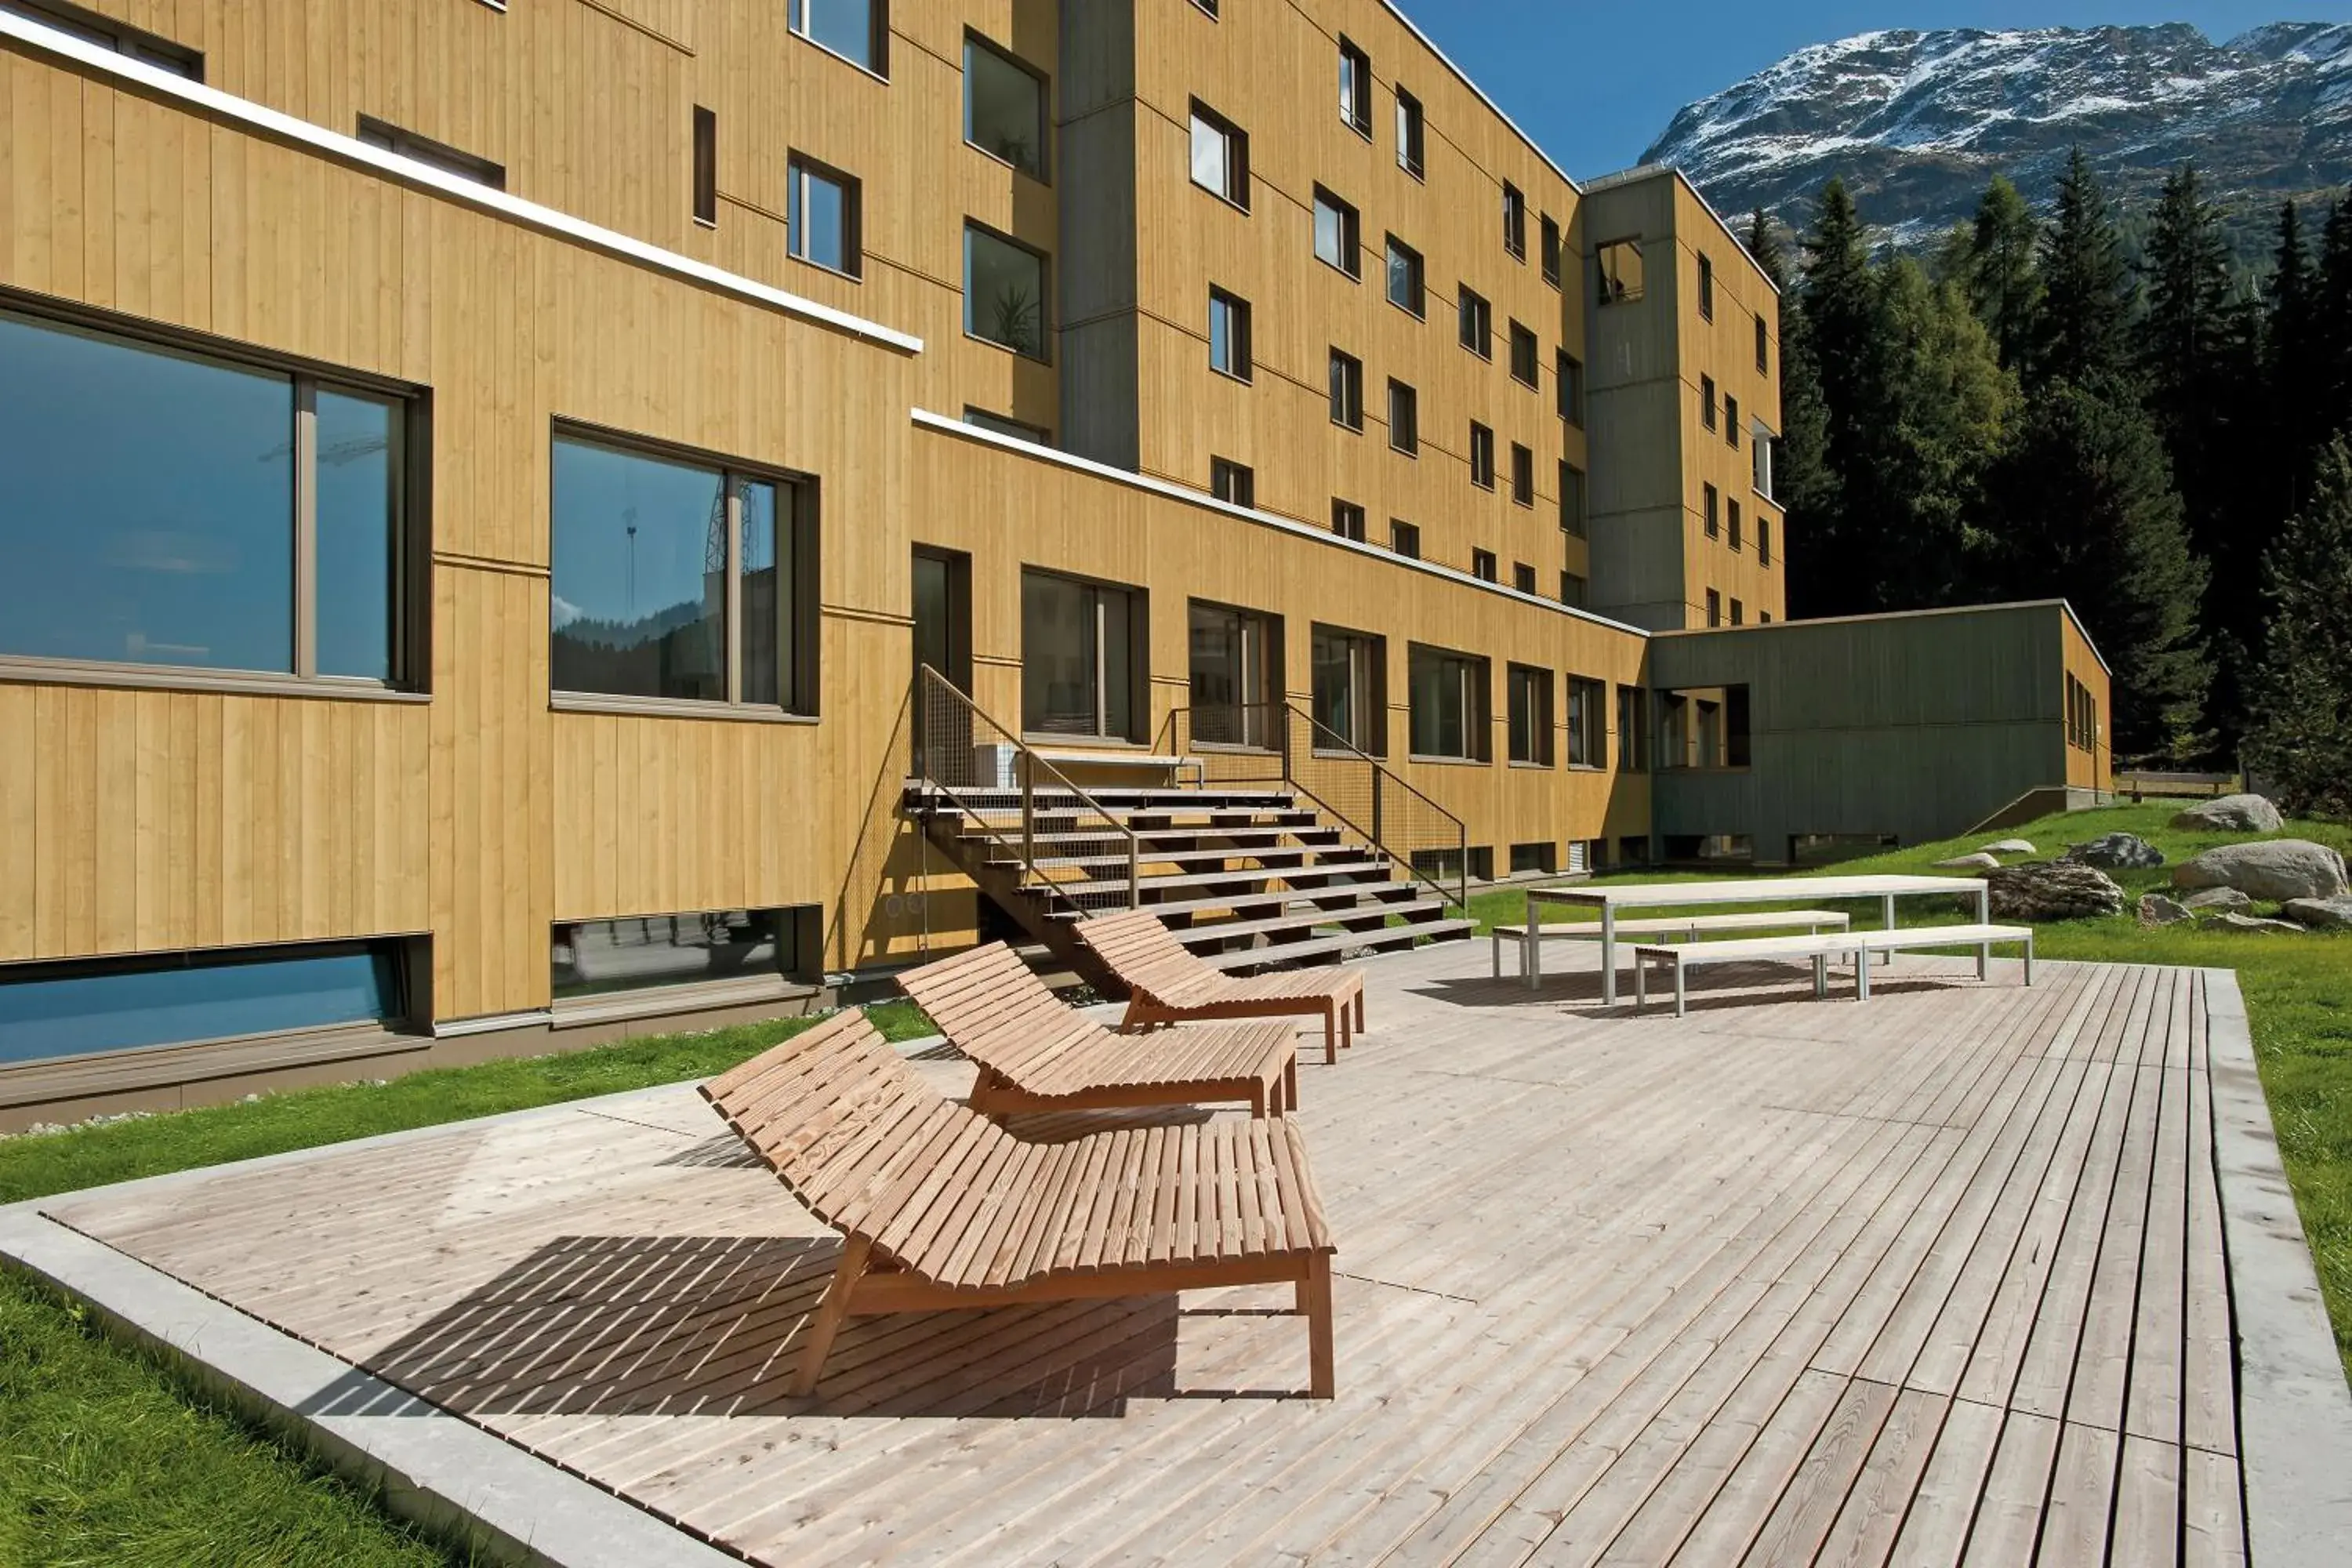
[960,825,1341,849]
[1200,918,1478,972]
[1163,898,1456,946]
[1035,856,1391,897]
[1001,845,1366,872]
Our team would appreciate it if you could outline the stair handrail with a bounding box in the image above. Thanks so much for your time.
[911,665,1142,916]
[1281,702,1470,913]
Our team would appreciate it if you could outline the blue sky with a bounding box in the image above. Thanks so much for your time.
[1400,4,2352,180]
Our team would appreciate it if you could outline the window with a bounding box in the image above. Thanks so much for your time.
[1762,612,1773,624]
[1410,645,1490,761]
[554,907,815,1001]
[1210,457,1254,508]
[1701,375,1718,430]
[1386,235,1425,317]
[789,0,886,74]
[1657,684,1751,770]
[1189,599,1279,749]
[1329,348,1364,429]
[1331,499,1367,542]
[1189,101,1248,209]
[1725,396,1741,448]
[1388,380,1418,454]
[550,430,809,712]
[1540,213,1563,287]
[964,406,1051,445]
[1509,322,1539,387]
[356,116,504,189]
[1472,549,1497,582]
[1338,37,1372,136]
[964,222,1047,359]
[1616,684,1650,771]
[691,107,717,226]
[1597,238,1644,305]
[786,154,862,277]
[1507,664,1554,765]
[1559,461,1587,537]
[1703,482,1720,538]
[1394,87,1424,178]
[1756,312,1770,374]
[1706,589,1722,627]
[1759,515,1773,566]
[1469,423,1495,489]
[964,32,1047,179]
[1566,677,1606,765]
[1311,624,1385,754]
[1560,570,1587,608]
[1022,570,1142,740]
[1512,561,1537,594]
[1458,287,1492,358]
[1510,443,1534,506]
[1391,520,1421,558]
[1511,843,1557,876]
[1312,187,1360,278]
[1730,598,1745,626]
[2,0,201,77]
[0,307,414,686]
[1698,252,1715,320]
[1192,0,1217,13]
[1502,183,1526,259]
[1754,431,1776,500]
[0,940,408,1066]
[1557,351,1584,426]
[1728,499,1743,552]
[2066,673,2100,752]
[1208,287,1252,380]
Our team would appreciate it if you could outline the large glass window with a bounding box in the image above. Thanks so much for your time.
[0,941,405,1066]
[789,0,885,74]
[1312,187,1359,278]
[1566,677,1606,766]
[553,907,809,1000]
[1409,645,1490,762]
[550,432,802,711]
[1458,287,1491,358]
[1338,38,1371,135]
[787,155,861,276]
[1189,102,1247,209]
[1209,288,1252,380]
[1394,87,1424,178]
[1329,348,1363,430]
[1385,235,1425,317]
[1388,380,1418,455]
[964,223,1048,359]
[1311,624,1384,755]
[1022,570,1141,739]
[0,308,409,684]
[1510,322,1539,387]
[1616,684,1650,772]
[1189,600,1278,749]
[1507,664,1554,765]
[964,32,1046,178]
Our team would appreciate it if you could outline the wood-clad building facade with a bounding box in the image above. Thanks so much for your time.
[0,0,2104,1126]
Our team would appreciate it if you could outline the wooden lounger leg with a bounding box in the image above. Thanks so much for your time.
[1285,1054,1299,1111]
[1675,956,1687,1019]
[1354,989,1365,1033]
[1323,1005,1340,1066]
[789,1234,872,1397]
[1857,951,1872,1003]
[1978,941,1989,980]
[1301,1252,1335,1399]
[1813,953,1827,999]
[2024,936,2034,986]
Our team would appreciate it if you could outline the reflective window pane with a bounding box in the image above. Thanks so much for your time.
[550,436,728,702]
[964,36,1044,177]
[0,943,401,1065]
[1189,114,1229,195]
[788,161,853,273]
[0,310,295,672]
[789,0,878,70]
[965,225,1047,358]
[552,909,787,1000]
[738,478,785,707]
[314,390,398,681]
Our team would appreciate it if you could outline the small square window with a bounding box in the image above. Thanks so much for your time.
[1540,213,1562,286]
[1210,457,1254,508]
[1472,549,1497,583]
[1329,348,1364,430]
[1333,499,1367,541]
[1339,38,1372,136]
[1730,597,1745,626]
[1512,561,1537,594]
[1391,518,1421,557]
[1313,187,1361,278]
[1509,322,1538,387]
[1510,443,1534,506]
[1388,379,1419,455]
[1386,235,1425,317]
[1189,101,1249,209]
[1458,287,1492,358]
[1469,423,1495,488]
[1395,88,1425,178]
[1597,238,1644,305]
[1561,572,1588,609]
[1208,287,1252,380]
[787,154,862,277]
[1502,183,1526,260]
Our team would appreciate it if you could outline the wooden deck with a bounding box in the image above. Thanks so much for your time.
[42,946,2252,1565]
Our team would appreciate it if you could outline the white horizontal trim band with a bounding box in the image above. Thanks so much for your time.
[0,12,924,354]
[909,409,1650,640]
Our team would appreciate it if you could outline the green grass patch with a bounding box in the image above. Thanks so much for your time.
[1482,803,2352,1380]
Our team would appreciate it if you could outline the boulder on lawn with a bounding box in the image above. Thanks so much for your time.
[2170,840,2349,902]
[2183,887,2252,913]
[2170,793,2283,834]
[1988,861,2126,921]
[2284,897,2352,932]
[2210,912,2307,934]
[1934,852,2002,871]
[2067,833,2165,870]
[1979,838,2036,857]
[2137,894,2192,927]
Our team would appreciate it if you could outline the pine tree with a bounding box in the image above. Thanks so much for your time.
[1962,176,2040,369]
[1988,381,2209,760]
[2033,148,2136,389]
[1871,258,2011,606]
[1791,179,1882,618]
[2242,437,2352,818]
[2267,200,2321,512]
[1748,208,1835,578]
[2318,196,2352,444]
[2140,163,2232,448]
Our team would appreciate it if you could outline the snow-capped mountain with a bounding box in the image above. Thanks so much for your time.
[1640,22,2352,245]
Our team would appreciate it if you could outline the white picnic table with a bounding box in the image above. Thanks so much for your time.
[1524,873,1992,1003]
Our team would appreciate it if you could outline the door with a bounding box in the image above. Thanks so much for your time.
[911,548,971,695]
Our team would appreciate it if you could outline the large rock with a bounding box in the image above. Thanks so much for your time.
[1988,861,2127,921]
[2171,840,2349,902]
[1934,852,2002,871]
[2067,833,2165,870]
[2170,793,2283,834]
[2210,912,2307,935]
[2183,887,2252,913]
[2137,893,2192,927]
[2284,897,2352,932]
[1979,838,2037,857]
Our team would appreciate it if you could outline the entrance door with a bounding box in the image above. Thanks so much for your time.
[1189,600,1278,749]
[911,548,971,695]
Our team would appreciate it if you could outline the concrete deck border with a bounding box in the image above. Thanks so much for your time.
[2202,967,2352,1567]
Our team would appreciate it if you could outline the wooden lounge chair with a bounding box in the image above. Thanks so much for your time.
[701,1009,1338,1398]
[897,942,1300,1117]
[1079,908,1367,1065]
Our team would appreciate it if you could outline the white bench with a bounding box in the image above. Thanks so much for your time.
[1490,909,1852,979]
[1632,923,2035,1018]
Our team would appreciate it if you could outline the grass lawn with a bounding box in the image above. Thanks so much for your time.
[1472,802,2352,1381]
[0,998,934,1566]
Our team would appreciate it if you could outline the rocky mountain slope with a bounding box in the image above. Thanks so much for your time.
[1641,22,2352,244]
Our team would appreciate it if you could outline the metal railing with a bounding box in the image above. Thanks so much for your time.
[1159,701,1470,913]
[911,666,1141,917]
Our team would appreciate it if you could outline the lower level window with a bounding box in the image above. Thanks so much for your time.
[0,941,406,1066]
[1022,569,1143,739]
[1507,663,1554,765]
[1510,842,1556,875]
[552,908,810,1000]
[1409,644,1490,761]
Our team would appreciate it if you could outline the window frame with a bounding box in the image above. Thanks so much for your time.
[1755,312,1770,374]
[691,105,718,227]
[1328,347,1365,430]
[1188,100,1250,211]
[1698,251,1715,320]
[1506,662,1555,767]
[1758,514,1773,567]
[1701,374,1718,430]
[1020,567,1148,743]
[786,151,864,279]
[1540,213,1563,287]
[1394,86,1425,179]
[1725,395,1741,449]
[1387,379,1419,456]
[2,0,202,77]
[1559,459,1587,537]
[1508,321,1539,387]
[1703,481,1720,538]
[1207,285,1253,382]
[787,0,890,78]
[1557,350,1584,426]
[1728,498,1743,552]
[1385,234,1425,318]
[1510,441,1534,508]
[963,28,1050,182]
[1338,36,1373,137]
[1312,186,1362,279]
[1468,422,1495,489]
[1706,589,1722,627]
[1390,519,1421,558]
[1471,548,1497,583]
[1457,286,1492,358]
[1566,676,1606,767]
[1512,561,1537,595]
[1502,182,1526,260]
[1209,456,1254,509]
[355,114,505,189]
[1331,499,1367,542]
[1408,643,1491,764]
[1309,622,1387,757]
[963,219,1051,361]
[1596,236,1645,305]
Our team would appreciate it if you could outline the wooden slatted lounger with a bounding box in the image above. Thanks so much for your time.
[898,942,1300,1117]
[1078,908,1369,1065]
[701,1009,1338,1398]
